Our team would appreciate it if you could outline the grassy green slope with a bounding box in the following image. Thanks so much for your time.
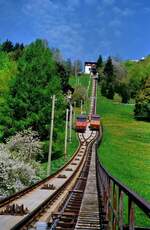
[97,89,150,203]
[71,75,150,224]
[69,74,90,87]
[69,74,92,113]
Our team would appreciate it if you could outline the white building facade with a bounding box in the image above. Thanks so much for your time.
[84,62,97,74]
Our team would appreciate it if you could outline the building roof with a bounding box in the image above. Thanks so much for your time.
[84,61,97,65]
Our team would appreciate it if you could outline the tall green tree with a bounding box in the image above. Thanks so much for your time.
[1,39,66,158]
[1,39,14,53]
[97,55,103,68]
[0,51,17,139]
[0,51,17,95]
[10,43,24,60]
[134,76,150,121]
[124,57,150,98]
[118,82,131,103]
[56,62,69,93]
[97,55,103,83]
[13,43,24,51]
[104,56,114,78]
[102,56,115,99]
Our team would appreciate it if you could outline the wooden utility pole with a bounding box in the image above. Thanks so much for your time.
[47,95,55,176]
[64,109,69,160]
[74,101,76,121]
[81,100,83,114]
[69,103,73,142]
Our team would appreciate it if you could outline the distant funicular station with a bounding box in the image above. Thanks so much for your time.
[84,61,97,74]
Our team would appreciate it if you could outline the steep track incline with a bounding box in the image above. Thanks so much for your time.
[0,131,95,230]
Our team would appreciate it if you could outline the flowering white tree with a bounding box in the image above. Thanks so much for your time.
[0,128,43,195]
[0,144,38,196]
[6,128,43,163]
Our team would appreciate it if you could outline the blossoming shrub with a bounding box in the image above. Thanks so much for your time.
[0,144,37,195]
[6,128,43,163]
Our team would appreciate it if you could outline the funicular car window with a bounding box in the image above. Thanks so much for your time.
[92,116,100,121]
[77,117,86,121]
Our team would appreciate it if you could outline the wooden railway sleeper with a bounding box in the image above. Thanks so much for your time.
[68,198,83,202]
[57,174,67,178]
[50,179,87,228]
[56,227,74,230]
[48,134,96,229]
[65,168,73,171]
[41,183,56,190]
[66,203,82,209]
[0,203,29,216]
[68,196,83,202]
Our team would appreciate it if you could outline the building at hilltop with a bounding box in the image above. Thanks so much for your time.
[84,61,97,74]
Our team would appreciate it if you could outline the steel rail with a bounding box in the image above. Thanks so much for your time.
[49,132,98,230]
[9,131,96,230]
[0,135,83,209]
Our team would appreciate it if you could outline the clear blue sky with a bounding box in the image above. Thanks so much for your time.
[0,0,150,61]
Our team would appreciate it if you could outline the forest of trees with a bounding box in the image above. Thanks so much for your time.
[0,39,82,195]
[0,38,149,195]
[97,55,150,120]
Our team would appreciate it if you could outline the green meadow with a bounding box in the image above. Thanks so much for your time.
[97,91,150,202]
[96,89,150,226]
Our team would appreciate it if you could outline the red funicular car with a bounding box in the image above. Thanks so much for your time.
[75,115,87,132]
[90,114,100,130]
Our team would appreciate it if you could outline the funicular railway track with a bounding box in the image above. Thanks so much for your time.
[1,73,150,230]
[0,75,101,230]
[50,131,99,230]
[0,130,97,230]
[46,78,101,230]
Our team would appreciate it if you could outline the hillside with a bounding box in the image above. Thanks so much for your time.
[124,56,150,97]
[97,90,150,203]
[71,75,150,204]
